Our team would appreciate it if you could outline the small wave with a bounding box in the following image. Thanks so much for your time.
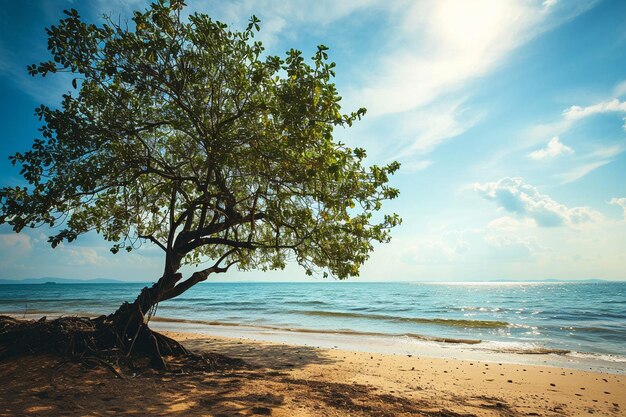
[403,333,482,345]
[150,316,482,344]
[499,347,571,355]
[559,326,626,335]
[292,329,481,345]
[567,351,626,363]
[601,300,626,304]
[508,323,537,330]
[284,300,330,306]
[488,346,626,362]
[150,316,243,327]
[451,306,504,313]
[292,310,509,328]
[478,341,572,356]
[167,299,260,306]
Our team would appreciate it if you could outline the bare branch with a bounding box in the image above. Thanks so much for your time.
[180,237,255,253]
[138,234,167,252]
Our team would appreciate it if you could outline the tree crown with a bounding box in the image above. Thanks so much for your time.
[0,1,400,279]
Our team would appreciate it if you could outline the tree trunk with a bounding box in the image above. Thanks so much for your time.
[101,253,221,368]
[105,278,187,368]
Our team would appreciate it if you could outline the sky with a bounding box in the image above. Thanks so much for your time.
[0,0,625,282]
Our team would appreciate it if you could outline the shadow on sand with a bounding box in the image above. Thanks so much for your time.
[0,336,487,417]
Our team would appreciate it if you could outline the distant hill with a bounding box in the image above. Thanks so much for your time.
[0,277,128,284]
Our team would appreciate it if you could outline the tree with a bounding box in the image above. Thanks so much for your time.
[0,1,400,366]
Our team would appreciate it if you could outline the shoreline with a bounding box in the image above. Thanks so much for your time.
[8,311,626,375]
[151,318,626,375]
[170,330,626,416]
[2,326,623,416]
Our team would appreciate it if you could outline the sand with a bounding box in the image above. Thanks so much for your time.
[0,330,624,417]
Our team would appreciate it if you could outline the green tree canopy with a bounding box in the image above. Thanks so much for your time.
[0,1,400,301]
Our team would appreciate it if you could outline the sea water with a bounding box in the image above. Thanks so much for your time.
[1,281,624,362]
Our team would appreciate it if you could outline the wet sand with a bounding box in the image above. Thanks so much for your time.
[1,330,623,416]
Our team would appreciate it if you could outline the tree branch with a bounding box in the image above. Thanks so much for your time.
[180,237,255,253]
[138,234,167,252]
[181,212,266,243]
[159,249,238,302]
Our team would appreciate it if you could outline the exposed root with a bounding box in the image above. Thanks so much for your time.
[82,357,125,379]
[0,315,241,375]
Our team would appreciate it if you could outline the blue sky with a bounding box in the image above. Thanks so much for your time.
[0,0,625,282]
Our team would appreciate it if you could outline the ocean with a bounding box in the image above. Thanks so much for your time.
[1,281,625,365]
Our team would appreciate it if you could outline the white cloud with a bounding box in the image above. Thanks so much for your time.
[519,94,626,183]
[351,0,596,116]
[474,177,601,227]
[590,143,625,159]
[553,142,624,184]
[392,100,479,159]
[557,160,611,184]
[609,197,626,219]
[353,0,544,117]
[8,0,596,162]
[525,99,626,149]
[529,136,573,159]
[505,78,626,179]
[486,216,535,231]
[400,233,471,265]
[531,88,626,141]
[483,232,540,252]
[562,98,626,121]
[343,0,596,160]
[57,244,107,267]
[0,233,33,256]
[403,238,458,264]
[483,216,542,258]
[542,0,558,8]
[184,0,382,48]
[613,80,626,97]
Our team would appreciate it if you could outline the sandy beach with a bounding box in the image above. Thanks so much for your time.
[1,0,625,415]
[1,329,623,417]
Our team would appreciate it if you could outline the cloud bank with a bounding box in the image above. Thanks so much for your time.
[474,177,600,227]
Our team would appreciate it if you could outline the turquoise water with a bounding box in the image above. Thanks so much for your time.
[1,281,624,359]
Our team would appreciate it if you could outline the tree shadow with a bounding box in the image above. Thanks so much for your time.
[182,335,336,370]
[0,337,515,417]
[0,337,333,417]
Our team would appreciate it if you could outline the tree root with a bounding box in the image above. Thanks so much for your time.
[0,315,234,374]
[81,357,125,379]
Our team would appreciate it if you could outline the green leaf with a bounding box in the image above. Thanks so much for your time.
[0,1,401,290]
